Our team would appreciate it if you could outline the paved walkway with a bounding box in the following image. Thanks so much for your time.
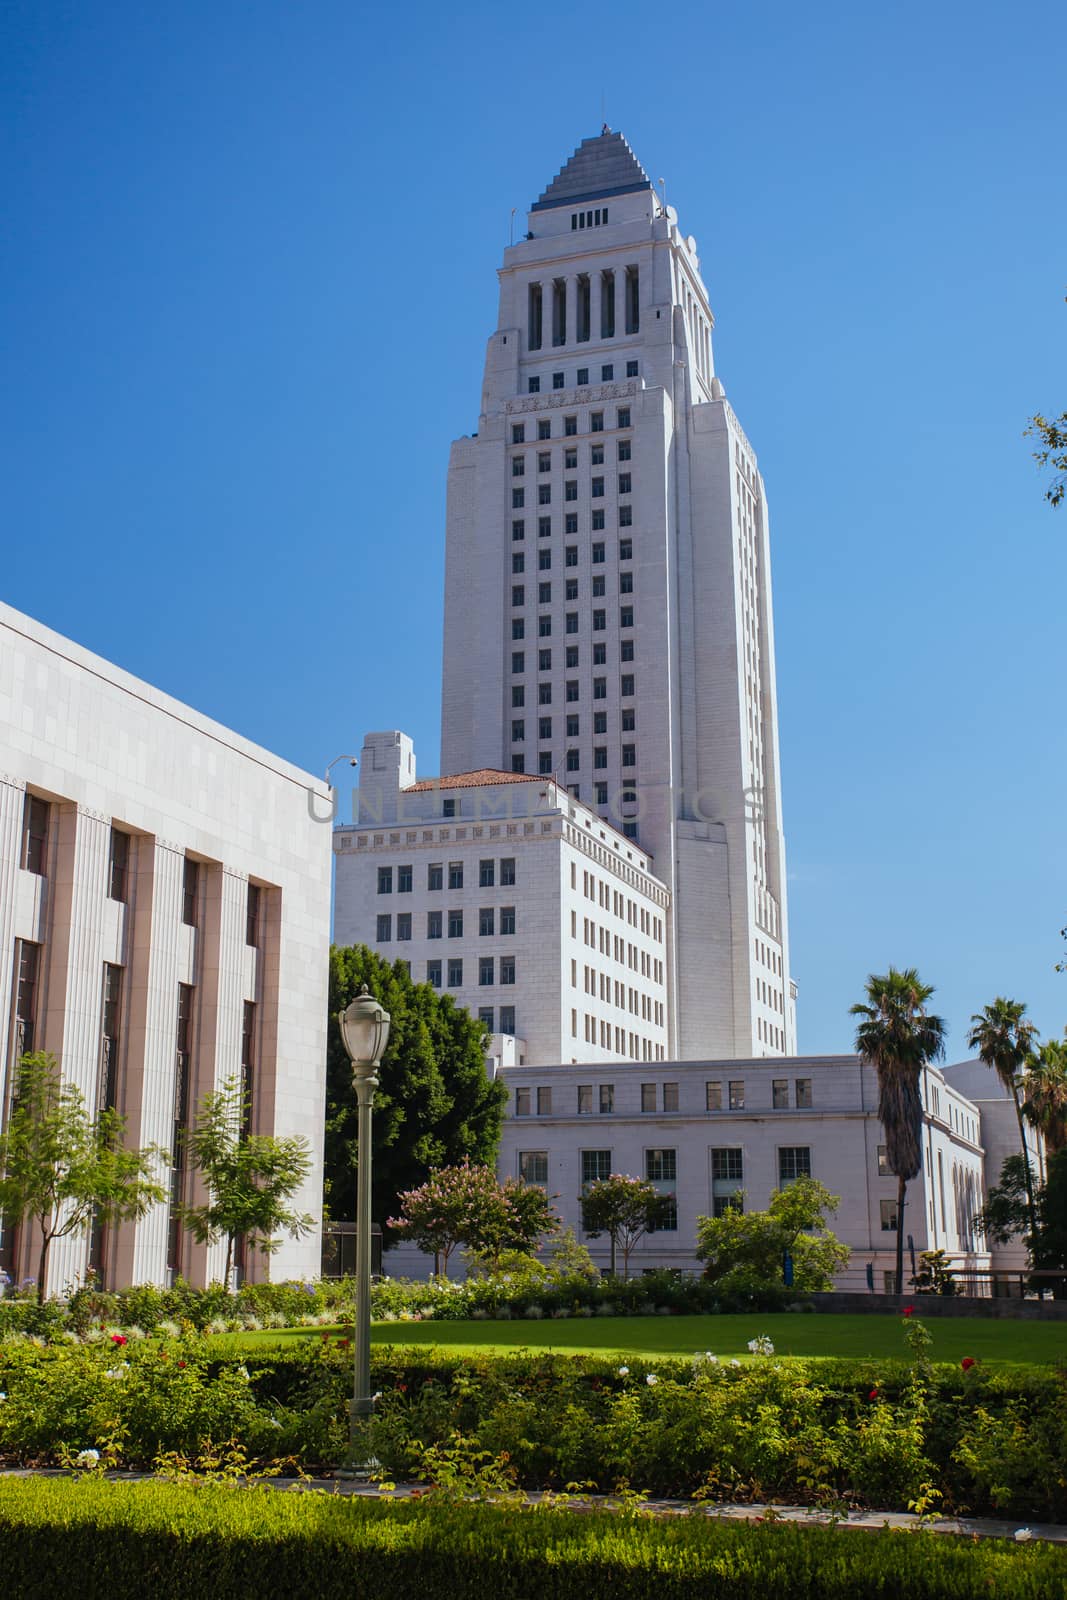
[3,1468,1063,1544]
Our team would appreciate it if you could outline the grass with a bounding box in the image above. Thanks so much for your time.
[214,1311,1067,1365]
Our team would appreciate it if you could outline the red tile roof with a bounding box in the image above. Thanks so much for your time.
[402,768,543,793]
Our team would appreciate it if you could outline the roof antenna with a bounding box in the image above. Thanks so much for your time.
[601,89,608,133]
[657,177,667,217]
[509,206,516,246]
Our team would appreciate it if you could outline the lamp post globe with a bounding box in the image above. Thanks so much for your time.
[337,984,391,1472]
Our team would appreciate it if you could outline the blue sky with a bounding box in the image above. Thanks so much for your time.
[2,1,1064,1057]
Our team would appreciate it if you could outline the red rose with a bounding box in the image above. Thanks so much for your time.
[178,1361,187,1369]
[902,1306,914,1317]
[868,1388,879,1400]
[961,1357,976,1371]
[111,1334,127,1346]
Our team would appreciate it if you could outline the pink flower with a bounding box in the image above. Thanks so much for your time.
[961,1357,976,1371]
[901,1306,914,1318]
[110,1334,128,1346]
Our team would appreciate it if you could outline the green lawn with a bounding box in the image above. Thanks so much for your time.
[221,1312,1067,1365]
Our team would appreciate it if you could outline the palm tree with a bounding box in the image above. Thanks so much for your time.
[967,999,1040,1246]
[1023,1039,1067,1157]
[852,968,946,1296]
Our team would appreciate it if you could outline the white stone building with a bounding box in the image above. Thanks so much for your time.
[495,1054,991,1288]
[0,601,331,1293]
[944,1059,1045,1275]
[440,130,795,1060]
[333,730,670,1067]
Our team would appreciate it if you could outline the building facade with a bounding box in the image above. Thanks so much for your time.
[0,601,331,1293]
[333,730,671,1066]
[496,1054,990,1287]
[440,130,795,1060]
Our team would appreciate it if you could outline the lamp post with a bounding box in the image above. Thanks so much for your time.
[337,983,391,1470]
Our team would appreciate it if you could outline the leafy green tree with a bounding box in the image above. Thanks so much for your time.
[580,1173,671,1278]
[0,1053,166,1304]
[325,947,507,1231]
[852,968,946,1296]
[386,1160,555,1276]
[1023,1039,1067,1156]
[694,1177,849,1293]
[910,1248,958,1296]
[180,1077,314,1285]
[979,1150,1067,1298]
[1026,411,1066,508]
[975,1153,1032,1249]
[967,998,1040,1245]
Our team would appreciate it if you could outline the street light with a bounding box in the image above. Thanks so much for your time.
[338,983,391,1471]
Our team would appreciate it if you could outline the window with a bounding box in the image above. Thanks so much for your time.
[593,577,606,598]
[626,360,639,377]
[576,367,588,385]
[779,1147,812,1184]
[566,578,579,601]
[663,1082,679,1112]
[443,798,457,818]
[500,1005,515,1032]
[728,1080,745,1110]
[448,861,464,889]
[646,1148,676,1182]
[377,866,393,895]
[512,519,525,541]
[594,748,607,770]
[500,955,516,984]
[553,371,565,389]
[601,363,614,381]
[376,914,392,942]
[565,545,578,567]
[566,680,579,702]
[512,619,525,640]
[795,1079,813,1109]
[512,424,525,444]
[592,508,605,530]
[617,439,631,461]
[447,958,463,986]
[538,451,551,473]
[877,1145,891,1177]
[520,1150,548,1184]
[618,473,631,495]
[512,685,525,708]
[565,447,577,469]
[516,1088,531,1116]
[566,645,579,667]
[182,857,199,926]
[620,538,633,561]
[539,682,552,704]
[617,406,631,428]
[428,863,443,891]
[394,864,412,894]
[593,642,607,664]
[621,709,635,732]
[501,857,516,885]
[500,905,515,935]
[512,488,524,508]
[620,571,633,594]
[591,411,604,432]
[619,505,633,526]
[538,752,553,774]
[880,1198,899,1232]
[539,549,552,570]
[594,711,607,734]
[566,714,579,737]
[711,1147,744,1217]
[537,1086,553,1115]
[538,647,551,670]
[566,749,580,772]
[621,639,634,661]
[620,606,634,628]
[595,782,608,804]
[539,484,552,505]
[578,1084,593,1114]
[109,827,130,903]
[566,613,579,634]
[621,675,635,697]
[772,1079,788,1109]
[512,585,525,606]
[564,414,577,436]
[564,480,577,501]
[396,913,411,941]
[641,1082,656,1112]
[591,542,605,564]
[528,377,540,393]
[538,419,551,440]
[622,745,636,767]
[539,582,551,603]
[599,1084,614,1113]
[591,477,604,498]
[426,959,442,987]
[512,755,525,772]
[448,910,463,938]
[591,443,604,466]
[13,939,41,1055]
[479,956,494,986]
[581,1149,612,1185]
[478,1006,494,1030]
[512,457,525,478]
[479,907,495,936]
[539,616,552,637]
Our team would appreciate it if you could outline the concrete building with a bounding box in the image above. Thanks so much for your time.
[495,1054,991,1288]
[944,1058,1045,1275]
[333,730,670,1067]
[0,601,331,1293]
[440,129,795,1060]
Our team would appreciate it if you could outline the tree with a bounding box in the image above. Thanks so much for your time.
[694,1177,849,1293]
[851,968,946,1297]
[386,1160,556,1276]
[0,1053,166,1304]
[978,1150,1067,1298]
[580,1174,671,1278]
[967,998,1040,1247]
[325,947,506,1231]
[1023,1039,1067,1156]
[180,1078,314,1285]
[910,1248,958,1296]
[1026,412,1066,508]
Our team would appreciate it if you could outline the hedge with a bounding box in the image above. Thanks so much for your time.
[1,1342,1065,1519]
[0,1478,1064,1600]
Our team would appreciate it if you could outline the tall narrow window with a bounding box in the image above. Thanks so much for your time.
[108,827,130,903]
[21,794,49,876]
[99,964,123,1113]
[182,857,199,927]
[601,270,615,338]
[246,883,261,947]
[552,278,567,346]
[241,1001,256,1135]
[527,282,543,350]
[625,265,640,334]
[576,274,590,343]
[14,939,41,1058]
[168,983,195,1278]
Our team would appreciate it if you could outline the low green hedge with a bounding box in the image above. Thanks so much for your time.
[1,1342,1064,1519]
[0,1478,1064,1600]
